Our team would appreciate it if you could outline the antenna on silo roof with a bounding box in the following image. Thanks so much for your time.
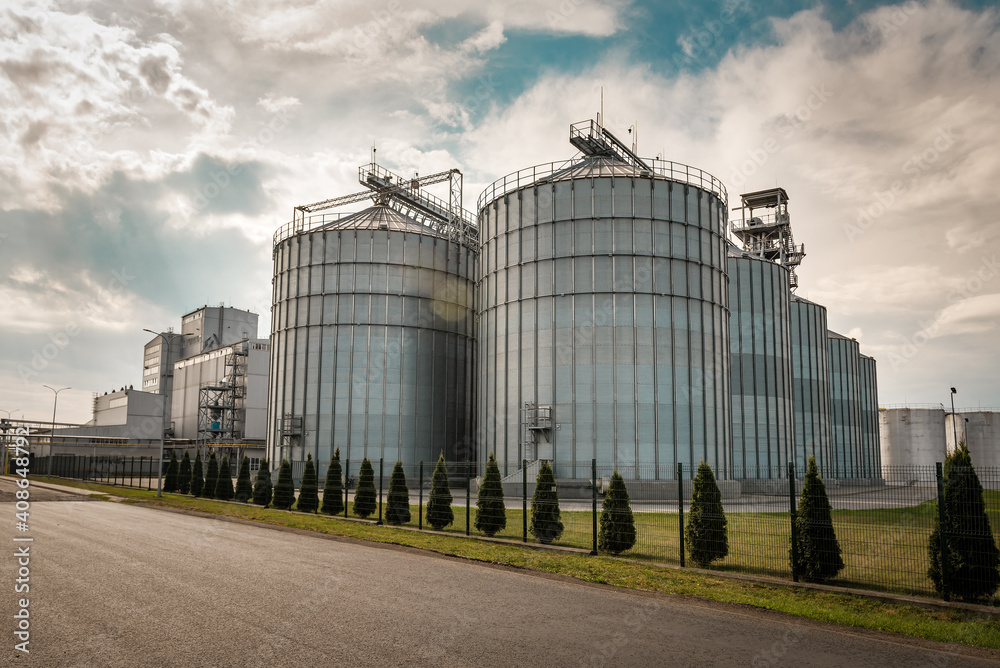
[599,86,604,128]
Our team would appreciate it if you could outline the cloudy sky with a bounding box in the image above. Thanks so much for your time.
[1,0,998,423]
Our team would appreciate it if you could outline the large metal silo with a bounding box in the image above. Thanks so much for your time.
[476,120,731,479]
[827,331,863,477]
[268,164,477,471]
[859,354,880,475]
[789,296,832,472]
[727,250,794,477]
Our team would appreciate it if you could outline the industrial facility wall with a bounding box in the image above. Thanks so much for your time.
[477,174,731,479]
[728,256,794,475]
[789,299,831,473]
[268,229,476,476]
[828,335,864,477]
[879,408,946,480]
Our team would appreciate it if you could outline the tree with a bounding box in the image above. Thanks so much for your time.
[215,455,234,501]
[297,454,320,513]
[686,461,728,567]
[530,461,564,544]
[928,443,1000,601]
[177,451,192,495]
[163,451,179,493]
[426,454,454,530]
[191,450,204,497]
[272,459,295,510]
[791,456,844,583]
[599,471,636,555]
[203,453,219,500]
[385,461,411,525]
[353,457,378,519]
[321,448,344,516]
[475,452,506,537]
[252,458,272,507]
[234,456,253,503]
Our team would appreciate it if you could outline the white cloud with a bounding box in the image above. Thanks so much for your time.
[256,94,301,115]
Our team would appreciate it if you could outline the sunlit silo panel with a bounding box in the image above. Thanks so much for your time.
[789,296,831,472]
[727,250,794,476]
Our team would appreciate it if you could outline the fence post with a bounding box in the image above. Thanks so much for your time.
[130,457,135,489]
[344,459,350,518]
[677,462,685,568]
[935,461,950,602]
[466,461,471,536]
[788,462,799,583]
[522,459,528,543]
[377,458,384,525]
[591,459,598,555]
[147,456,152,491]
[419,461,424,530]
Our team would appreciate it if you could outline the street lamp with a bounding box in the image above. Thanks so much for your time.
[42,386,70,477]
[950,387,958,451]
[143,328,190,497]
[0,410,18,476]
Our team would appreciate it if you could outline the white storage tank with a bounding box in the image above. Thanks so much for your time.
[879,406,946,482]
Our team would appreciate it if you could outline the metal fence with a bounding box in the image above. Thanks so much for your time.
[29,455,1000,603]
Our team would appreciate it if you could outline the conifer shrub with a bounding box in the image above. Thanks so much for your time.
[685,461,728,567]
[530,461,563,544]
[475,452,506,537]
[385,461,411,525]
[353,457,378,519]
[296,454,320,513]
[178,451,192,495]
[234,456,253,503]
[321,448,344,516]
[203,453,219,499]
[928,443,1000,601]
[215,455,234,501]
[163,451,179,493]
[791,456,844,583]
[426,454,454,530]
[598,470,636,555]
[190,450,204,497]
[252,458,272,507]
[272,459,295,510]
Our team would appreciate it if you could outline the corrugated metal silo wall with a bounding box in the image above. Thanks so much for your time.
[827,335,863,477]
[477,174,731,479]
[267,228,476,473]
[859,354,881,475]
[727,256,794,478]
[789,299,831,473]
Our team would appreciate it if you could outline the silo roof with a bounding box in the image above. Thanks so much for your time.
[315,204,444,238]
[545,155,642,182]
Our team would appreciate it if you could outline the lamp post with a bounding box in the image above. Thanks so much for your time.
[0,410,17,476]
[143,329,189,497]
[42,386,70,476]
[950,387,958,451]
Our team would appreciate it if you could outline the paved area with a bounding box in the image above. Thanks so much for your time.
[1,482,998,667]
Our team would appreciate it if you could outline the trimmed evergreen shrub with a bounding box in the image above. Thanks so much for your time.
[252,458,272,507]
[475,452,506,537]
[928,443,1000,601]
[191,450,204,497]
[426,454,454,530]
[234,456,253,503]
[203,453,219,500]
[685,461,728,567]
[272,459,295,510]
[530,461,564,544]
[353,457,378,519]
[599,470,636,555]
[163,451,179,493]
[385,461,411,525]
[178,451,192,495]
[321,448,344,515]
[215,455,234,501]
[297,454,320,513]
[791,456,844,583]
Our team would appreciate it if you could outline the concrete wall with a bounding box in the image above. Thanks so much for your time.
[879,407,946,481]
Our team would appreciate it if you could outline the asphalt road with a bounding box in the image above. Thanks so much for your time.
[1,480,998,667]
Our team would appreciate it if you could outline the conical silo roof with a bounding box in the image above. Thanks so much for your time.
[316,204,444,238]
[546,155,642,182]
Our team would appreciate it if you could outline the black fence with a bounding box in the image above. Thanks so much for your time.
[31,455,1000,603]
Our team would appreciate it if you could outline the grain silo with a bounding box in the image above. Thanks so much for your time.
[789,296,832,472]
[828,331,863,477]
[476,119,731,479]
[268,163,477,473]
[859,354,881,474]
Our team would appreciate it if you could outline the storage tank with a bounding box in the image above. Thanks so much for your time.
[946,411,1000,469]
[859,354,881,476]
[727,249,794,477]
[268,203,476,469]
[828,332,863,478]
[476,120,731,479]
[789,296,831,473]
[879,406,946,482]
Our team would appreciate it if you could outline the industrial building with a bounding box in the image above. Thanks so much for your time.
[881,405,1000,481]
[267,119,883,482]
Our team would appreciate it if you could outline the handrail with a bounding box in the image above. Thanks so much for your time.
[477,156,728,211]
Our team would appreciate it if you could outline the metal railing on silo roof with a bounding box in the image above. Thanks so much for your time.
[476,156,728,212]
[272,211,354,248]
